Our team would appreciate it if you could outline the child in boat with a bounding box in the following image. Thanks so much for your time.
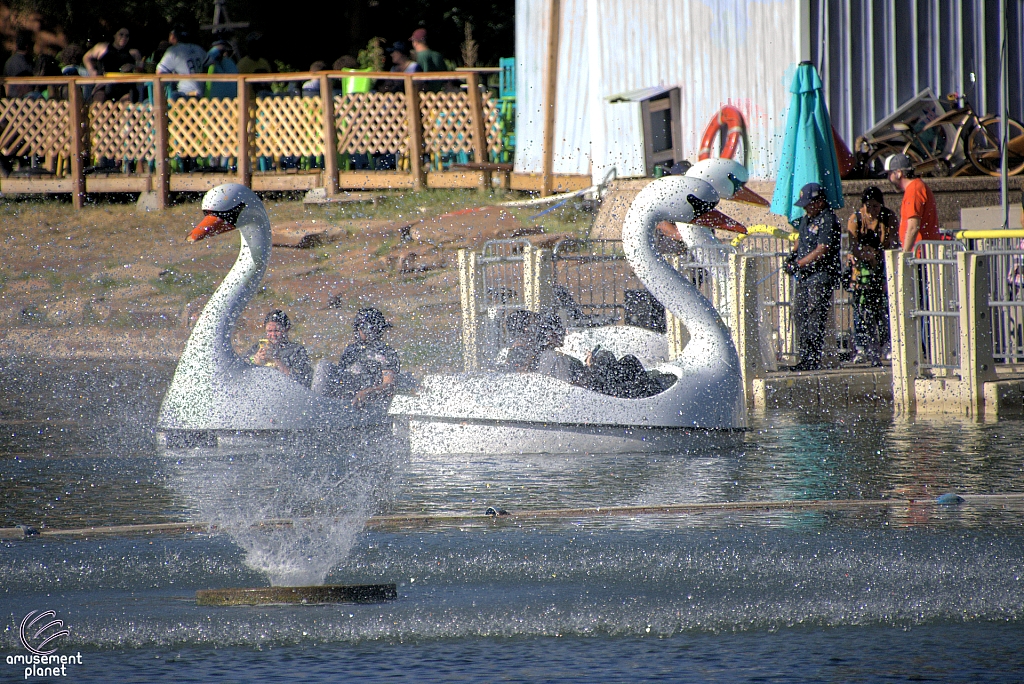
[534,313,584,384]
[331,307,401,411]
[496,309,541,372]
[245,309,312,387]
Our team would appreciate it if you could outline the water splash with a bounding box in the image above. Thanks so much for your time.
[162,433,399,586]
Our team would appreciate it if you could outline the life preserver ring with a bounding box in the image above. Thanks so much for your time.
[698,106,747,161]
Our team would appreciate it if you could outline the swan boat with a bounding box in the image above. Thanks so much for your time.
[155,184,384,448]
[389,175,750,455]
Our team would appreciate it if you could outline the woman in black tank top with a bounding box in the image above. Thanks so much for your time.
[846,186,898,365]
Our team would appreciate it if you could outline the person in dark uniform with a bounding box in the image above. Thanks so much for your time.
[784,182,841,371]
[245,309,313,387]
[334,308,401,410]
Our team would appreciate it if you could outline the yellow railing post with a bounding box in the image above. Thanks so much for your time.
[319,74,338,196]
[237,76,251,188]
[458,248,482,370]
[523,246,553,313]
[152,77,169,209]
[67,79,86,209]
[665,255,690,359]
[403,75,425,191]
[887,249,917,414]
[728,253,766,405]
[958,252,997,417]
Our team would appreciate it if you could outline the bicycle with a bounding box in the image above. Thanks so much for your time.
[858,92,1024,178]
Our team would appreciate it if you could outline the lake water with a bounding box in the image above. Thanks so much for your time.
[2,358,1024,682]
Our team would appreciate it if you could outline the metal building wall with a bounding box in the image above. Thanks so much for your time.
[811,0,1024,146]
[515,0,806,180]
[514,0,593,176]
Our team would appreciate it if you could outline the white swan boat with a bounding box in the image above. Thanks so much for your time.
[389,175,749,454]
[155,184,383,447]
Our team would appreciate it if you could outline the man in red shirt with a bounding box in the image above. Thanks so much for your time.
[885,153,941,251]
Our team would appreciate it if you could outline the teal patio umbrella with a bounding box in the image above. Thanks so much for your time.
[770,61,844,224]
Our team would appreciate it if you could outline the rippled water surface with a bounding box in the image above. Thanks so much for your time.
[2,358,1024,682]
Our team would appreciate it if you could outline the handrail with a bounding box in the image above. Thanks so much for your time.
[955,229,1024,239]
[0,70,492,87]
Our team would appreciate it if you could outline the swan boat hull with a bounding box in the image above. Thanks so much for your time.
[389,369,746,455]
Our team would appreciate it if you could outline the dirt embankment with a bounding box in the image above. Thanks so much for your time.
[0,192,590,374]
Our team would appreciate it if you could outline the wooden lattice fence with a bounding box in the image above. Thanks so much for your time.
[334,92,408,156]
[0,70,579,210]
[168,97,238,158]
[89,101,156,163]
[0,98,70,167]
[253,96,323,158]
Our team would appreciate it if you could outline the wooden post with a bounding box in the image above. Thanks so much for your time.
[320,74,338,196]
[67,79,86,209]
[466,72,488,167]
[541,0,561,197]
[237,76,251,188]
[403,75,425,191]
[152,77,169,209]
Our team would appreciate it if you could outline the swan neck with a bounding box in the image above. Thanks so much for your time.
[622,188,736,363]
[188,218,270,368]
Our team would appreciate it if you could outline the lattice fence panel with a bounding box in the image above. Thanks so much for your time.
[0,98,70,161]
[168,97,238,157]
[483,94,502,159]
[419,91,474,156]
[253,96,323,158]
[334,93,408,155]
[89,101,156,162]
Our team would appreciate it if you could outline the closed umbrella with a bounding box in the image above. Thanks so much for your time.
[770,61,844,224]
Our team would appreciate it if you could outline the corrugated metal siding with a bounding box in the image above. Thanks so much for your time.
[516,0,803,180]
[514,0,592,175]
[812,0,1024,147]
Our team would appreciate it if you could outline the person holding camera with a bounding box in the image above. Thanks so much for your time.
[246,309,312,387]
[783,182,842,371]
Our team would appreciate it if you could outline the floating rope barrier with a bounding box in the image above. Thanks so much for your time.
[4,494,1023,540]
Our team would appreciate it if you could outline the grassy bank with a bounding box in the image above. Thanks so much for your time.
[0,189,593,374]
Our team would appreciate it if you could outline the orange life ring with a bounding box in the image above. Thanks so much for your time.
[698,106,746,161]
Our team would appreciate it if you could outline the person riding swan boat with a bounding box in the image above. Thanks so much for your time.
[156,184,385,440]
[389,175,749,453]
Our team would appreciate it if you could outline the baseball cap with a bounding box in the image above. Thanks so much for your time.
[793,182,826,208]
[354,307,392,332]
[883,153,913,171]
[410,28,427,42]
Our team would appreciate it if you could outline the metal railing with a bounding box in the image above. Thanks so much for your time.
[736,232,855,365]
[976,237,1024,367]
[907,240,965,377]
[551,239,642,327]
[478,239,530,362]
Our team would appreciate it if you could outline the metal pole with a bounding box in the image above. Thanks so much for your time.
[1000,0,1009,228]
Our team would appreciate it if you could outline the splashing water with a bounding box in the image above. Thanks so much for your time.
[163,434,399,586]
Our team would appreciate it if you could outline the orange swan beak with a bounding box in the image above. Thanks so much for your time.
[188,214,236,243]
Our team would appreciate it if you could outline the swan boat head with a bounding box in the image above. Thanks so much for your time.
[685,158,770,206]
[157,184,326,432]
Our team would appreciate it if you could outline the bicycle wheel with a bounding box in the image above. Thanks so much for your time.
[967,117,1024,176]
[863,145,902,178]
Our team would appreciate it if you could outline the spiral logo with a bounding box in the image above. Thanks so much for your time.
[19,610,70,656]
